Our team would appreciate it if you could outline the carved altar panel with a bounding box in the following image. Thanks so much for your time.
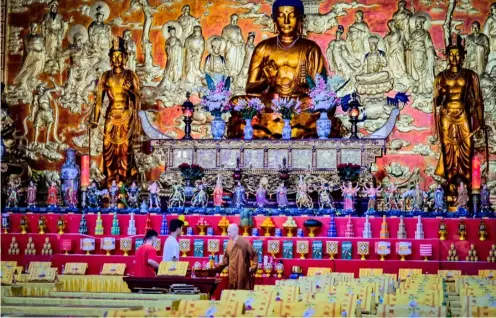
[244,149,264,169]
[197,149,216,168]
[173,149,193,167]
[341,149,362,166]
[293,149,313,169]
[219,149,239,168]
[316,149,337,169]
[268,149,288,169]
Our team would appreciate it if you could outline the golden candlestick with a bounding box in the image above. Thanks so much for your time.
[38,216,46,235]
[57,216,65,235]
[240,226,251,236]
[283,226,295,237]
[197,225,207,236]
[439,229,446,240]
[20,216,29,234]
[219,225,228,236]
[262,225,274,237]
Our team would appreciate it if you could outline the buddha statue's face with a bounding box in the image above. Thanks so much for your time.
[415,19,424,30]
[273,6,300,37]
[30,23,39,34]
[182,5,190,15]
[448,48,463,67]
[169,28,176,37]
[491,4,496,16]
[212,40,221,55]
[231,14,239,25]
[111,51,127,68]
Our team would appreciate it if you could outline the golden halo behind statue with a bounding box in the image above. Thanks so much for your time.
[410,11,432,31]
[206,35,226,54]
[68,24,89,44]
[162,20,182,41]
[90,1,110,21]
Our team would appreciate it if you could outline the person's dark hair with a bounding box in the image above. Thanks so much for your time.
[169,219,184,233]
[144,229,158,241]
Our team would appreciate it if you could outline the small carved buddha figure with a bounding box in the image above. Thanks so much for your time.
[204,37,228,79]
[229,0,327,138]
[355,35,393,98]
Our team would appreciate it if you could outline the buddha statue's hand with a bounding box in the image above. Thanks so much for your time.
[123,79,132,92]
[263,59,278,82]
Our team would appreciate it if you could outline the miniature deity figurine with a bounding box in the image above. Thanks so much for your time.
[64,179,78,208]
[168,181,185,208]
[341,181,360,212]
[88,5,112,63]
[6,178,21,208]
[392,0,412,41]
[296,175,313,209]
[234,31,256,93]
[433,184,446,213]
[46,182,59,208]
[484,3,496,55]
[433,33,484,194]
[109,180,119,209]
[213,175,225,207]
[364,182,382,214]
[232,181,246,209]
[481,183,493,214]
[465,21,490,75]
[27,180,38,208]
[318,183,334,209]
[118,181,129,208]
[276,182,289,209]
[127,181,140,208]
[384,183,399,211]
[191,182,208,208]
[123,29,136,72]
[403,182,427,212]
[455,182,469,214]
[86,181,100,208]
[29,82,58,146]
[406,15,436,95]
[255,182,268,208]
[148,181,161,209]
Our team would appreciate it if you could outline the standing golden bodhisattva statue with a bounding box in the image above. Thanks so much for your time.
[229,0,327,139]
[91,37,141,187]
[433,34,484,196]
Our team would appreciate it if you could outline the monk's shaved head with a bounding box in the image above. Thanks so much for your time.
[227,224,239,239]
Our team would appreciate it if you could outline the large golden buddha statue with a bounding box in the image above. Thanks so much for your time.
[228,0,327,139]
[433,34,484,197]
[90,37,141,187]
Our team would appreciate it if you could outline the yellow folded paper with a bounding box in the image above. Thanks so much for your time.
[174,300,244,317]
[158,261,189,277]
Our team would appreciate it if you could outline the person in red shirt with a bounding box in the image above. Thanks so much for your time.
[134,229,160,277]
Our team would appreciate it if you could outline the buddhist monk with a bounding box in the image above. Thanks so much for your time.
[216,224,258,290]
[229,0,327,139]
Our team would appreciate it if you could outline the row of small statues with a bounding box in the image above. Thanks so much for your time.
[4,175,493,215]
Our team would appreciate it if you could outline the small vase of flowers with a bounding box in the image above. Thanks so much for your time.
[234,97,264,140]
[309,74,341,139]
[201,76,232,140]
[271,97,302,139]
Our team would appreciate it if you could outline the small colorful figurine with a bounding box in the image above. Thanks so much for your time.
[255,182,268,208]
[86,181,101,209]
[480,183,492,215]
[384,183,399,211]
[276,182,289,209]
[127,181,140,208]
[364,182,381,214]
[232,181,246,209]
[318,182,334,209]
[191,182,208,207]
[64,179,78,208]
[411,182,427,212]
[433,184,446,214]
[5,178,21,208]
[148,181,161,209]
[213,175,224,207]
[118,181,129,208]
[455,182,469,216]
[168,181,185,208]
[46,182,59,208]
[341,181,359,212]
[26,180,38,209]
[296,175,313,209]
[109,180,119,209]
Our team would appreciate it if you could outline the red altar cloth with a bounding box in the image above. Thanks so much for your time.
[2,213,495,278]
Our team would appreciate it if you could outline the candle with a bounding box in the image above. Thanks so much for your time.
[80,155,90,189]
[472,156,481,191]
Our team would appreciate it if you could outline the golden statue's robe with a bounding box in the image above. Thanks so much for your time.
[219,237,258,290]
[433,68,484,186]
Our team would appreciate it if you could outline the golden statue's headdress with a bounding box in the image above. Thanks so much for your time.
[109,36,127,55]
[447,32,465,52]
[272,0,304,15]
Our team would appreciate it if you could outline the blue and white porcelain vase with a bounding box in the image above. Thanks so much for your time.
[211,115,225,140]
[316,112,331,139]
[282,119,291,139]
[244,118,254,140]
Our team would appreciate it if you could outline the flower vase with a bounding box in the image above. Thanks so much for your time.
[244,119,254,140]
[211,115,225,140]
[316,112,331,139]
[282,119,291,140]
